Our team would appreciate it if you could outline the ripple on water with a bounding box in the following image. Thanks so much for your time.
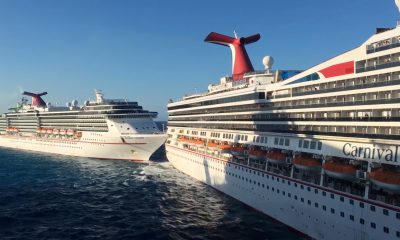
[0,148,303,240]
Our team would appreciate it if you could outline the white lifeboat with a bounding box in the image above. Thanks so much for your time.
[60,129,67,135]
[67,129,74,136]
[53,129,59,135]
[46,129,53,134]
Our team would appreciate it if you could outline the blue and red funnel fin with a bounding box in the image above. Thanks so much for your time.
[204,32,260,80]
[22,91,47,107]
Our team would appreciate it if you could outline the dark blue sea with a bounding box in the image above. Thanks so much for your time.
[0,147,301,240]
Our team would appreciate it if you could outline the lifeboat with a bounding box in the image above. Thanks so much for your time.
[217,143,232,152]
[46,129,53,134]
[193,139,205,146]
[231,146,246,157]
[293,156,322,172]
[323,161,357,181]
[40,128,47,134]
[67,129,74,136]
[369,168,400,194]
[36,128,42,134]
[207,142,219,149]
[60,129,67,135]
[249,149,266,160]
[53,129,59,135]
[266,151,287,165]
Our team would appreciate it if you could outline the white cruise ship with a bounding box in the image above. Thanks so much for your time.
[0,90,167,162]
[166,3,400,240]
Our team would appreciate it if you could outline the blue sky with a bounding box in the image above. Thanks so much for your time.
[0,0,398,120]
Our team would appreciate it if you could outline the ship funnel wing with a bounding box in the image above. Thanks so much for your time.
[22,91,48,107]
[204,32,260,80]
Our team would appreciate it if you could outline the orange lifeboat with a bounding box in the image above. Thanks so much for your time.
[249,149,266,160]
[293,155,322,171]
[217,143,232,152]
[231,146,246,157]
[266,151,287,165]
[369,168,400,194]
[207,142,219,149]
[323,161,357,181]
[193,139,205,146]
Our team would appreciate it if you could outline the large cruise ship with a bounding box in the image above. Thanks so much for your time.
[166,4,400,240]
[0,90,167,162]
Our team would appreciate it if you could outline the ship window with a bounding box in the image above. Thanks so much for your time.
[350,215,354,221]
[360,218,365,225]
[359,202,364,208]
[349,199,354,205]
[298,139,303,148]
[331,208,335,214]
[274,138,278,145]
[288,193,291,198]
[317,142,322,150]
[279,138,284,145]
[340,196,344,202]
[396,231,400,238]
[294,195,298,200]
[371,205,376,211]
[303,140,309,148]
[307,187,311,191]
[315,202,318,208]
[322,205,326,211]
[322,191,326,196]
[301,198,304,202]
[371,222,376,229]
[396,212,400,219]
[340,212,344,217]
[307,200,311,205]
[300,185,304,189]
[330,194,334,199]
[384,226,389,234]
[285,139,289,146]
[314,189,318,194]
[310,141,316,149]
[282,191,285,196]
[383,209,389,215]
[277,189,280,193]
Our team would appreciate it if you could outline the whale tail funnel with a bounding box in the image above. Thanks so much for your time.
[22,91,48,107]
[205,32,260,80]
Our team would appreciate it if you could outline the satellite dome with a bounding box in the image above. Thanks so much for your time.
[66,102,72,107]
[84,100,90,106]
[262,56,274,70]
[72,100,78,107]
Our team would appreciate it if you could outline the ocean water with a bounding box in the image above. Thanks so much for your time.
[0,147,302,240]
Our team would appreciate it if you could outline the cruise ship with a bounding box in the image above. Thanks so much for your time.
[0,90,167,162]
[166,3,400,240]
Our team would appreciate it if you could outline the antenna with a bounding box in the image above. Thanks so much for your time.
[233,30,238,39]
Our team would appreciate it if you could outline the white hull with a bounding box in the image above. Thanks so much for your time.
[166,144,400,240]
[0,134,167,162]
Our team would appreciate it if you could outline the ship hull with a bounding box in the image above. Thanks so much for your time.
[0,134,167,162]
[166,144,399,240]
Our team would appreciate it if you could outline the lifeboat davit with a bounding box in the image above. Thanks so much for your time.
[231,146,246,157]
[266,151,287,165]
[293,156,322,171]
[323,161,357,181]
[249,149,266,160]
[369,168,400,194]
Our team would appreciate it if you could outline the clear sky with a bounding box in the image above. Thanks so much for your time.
[0,0,398,120]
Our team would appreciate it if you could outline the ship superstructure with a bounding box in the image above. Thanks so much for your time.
[166,9,400,240]
[0,90,167,161]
